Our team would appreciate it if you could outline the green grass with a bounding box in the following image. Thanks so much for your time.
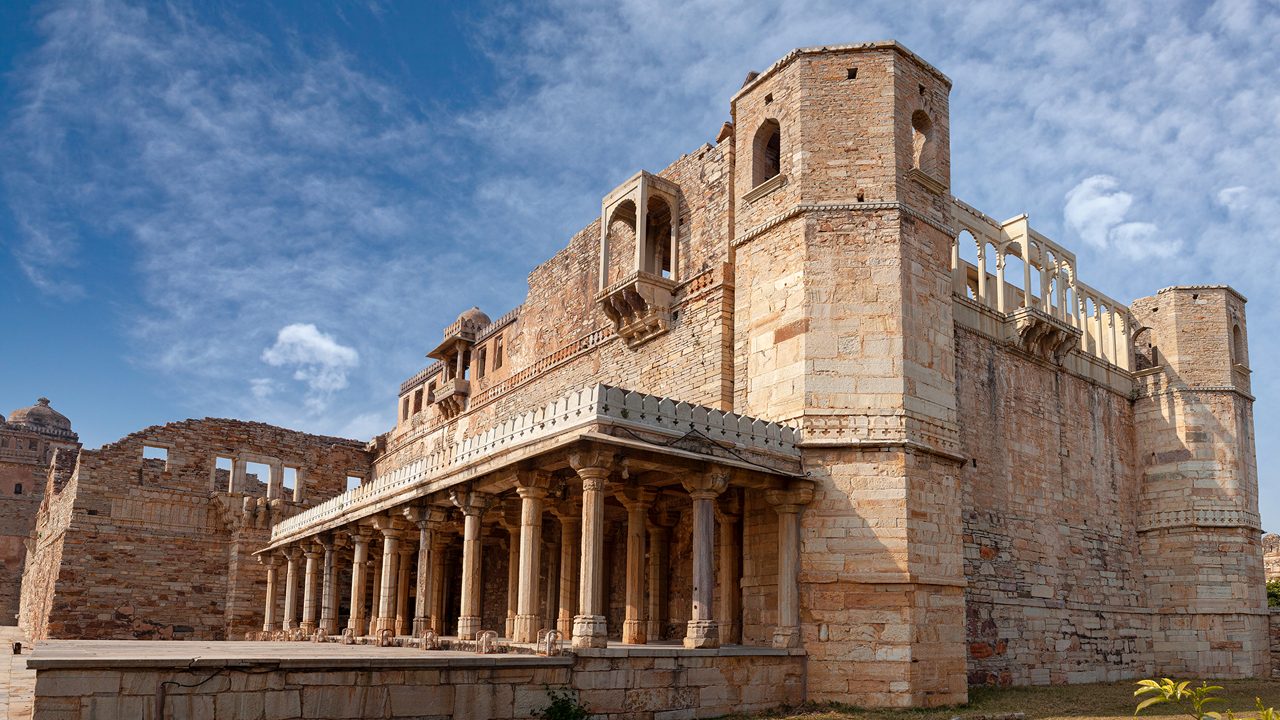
[734,679,1280,720]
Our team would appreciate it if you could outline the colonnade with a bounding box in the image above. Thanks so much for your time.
[259,453,813,650]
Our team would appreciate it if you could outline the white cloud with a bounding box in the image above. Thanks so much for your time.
[262,324,359,405]
[1216,185,1250,212]
[1063,175,1179,260]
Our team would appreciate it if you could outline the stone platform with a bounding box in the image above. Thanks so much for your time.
[27,638,804,719]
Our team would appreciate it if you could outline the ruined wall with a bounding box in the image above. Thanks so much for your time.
[19,419,369,640]
[1265,534,1280,581]
[956,324,1150,686]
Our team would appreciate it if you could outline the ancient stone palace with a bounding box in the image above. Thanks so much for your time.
[20,41,1265,716]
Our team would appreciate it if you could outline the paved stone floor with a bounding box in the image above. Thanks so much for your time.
[0,627,34,720]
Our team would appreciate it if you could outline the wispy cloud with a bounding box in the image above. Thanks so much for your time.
[1064,175,1177,260]
[262,323,360,410]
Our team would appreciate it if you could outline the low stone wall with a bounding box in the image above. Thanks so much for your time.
[28,641,805,719]
[1270,608,1280,678]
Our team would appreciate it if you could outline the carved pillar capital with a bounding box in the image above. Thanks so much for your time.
[615,483,657,510]
[715,488,742,521]
[568,447,615,478]
[682,468,729,500]
[258,552,281,567]
[449,488,495,517]
[765,480,815,514]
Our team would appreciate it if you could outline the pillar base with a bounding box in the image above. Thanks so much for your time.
[514,614,541,643]
[557,615,573,639]
[282,621,296,632]
[262,623,277,634]
[458,615,482,641]
[348,619,367,637]
[374,617,396,635]
[646,620,663,642]
[683,620,720,649]
[772,626,801,649]
[299,621,317,635]
[320,619,338,636]
[412,618,428,637]
[572,615,608,648]
[504,617,516,639]
[622,620,647,645]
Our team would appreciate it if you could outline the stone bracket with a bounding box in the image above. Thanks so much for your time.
[1004,306,1082,364]
[597,271,679,349]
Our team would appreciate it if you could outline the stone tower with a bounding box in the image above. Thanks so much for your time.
[1130,285,1266,677]
[730,43,966,707]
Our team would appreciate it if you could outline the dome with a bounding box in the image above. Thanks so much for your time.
[8,397,72,433]
[456,307,491,327]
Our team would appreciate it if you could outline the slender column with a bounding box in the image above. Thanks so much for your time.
[551,502,581,637]
[430,536,449,634]
[570,450,613,649]
[231,458,247,493]
[368,552,382,634]
[1022,246,1032,308]
[347,530,371,636]
[260,554,281,633]
[406,507,445,636]
[300,544,321,634]
[646,517,674,642]
[318,535,338,636]
[683,470,728,648]
[976,243,988,306]
[282,547,300,631]
[515,471,552,643]
[995,252,1007,313]
[500,506,520,638]
[950,237,964,296]
[544,532,559,634]
[616,484,655,644]
[766,482,815,648]
[451,488,494,640]
[717,492,742,645]
[374,520,403,635]
[396,545,413,636]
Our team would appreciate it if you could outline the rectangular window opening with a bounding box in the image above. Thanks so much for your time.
[412,389,423,415]
[493,335,504,369]
[245,461,272,496]
[847,67,857,80]
[142,445,169,464]
[215,456,233,492]
[282,467,298,493]
[346,476,362,492]
[477,347,488,379]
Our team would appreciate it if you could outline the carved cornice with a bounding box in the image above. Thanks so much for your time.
[1137,508,1261,532]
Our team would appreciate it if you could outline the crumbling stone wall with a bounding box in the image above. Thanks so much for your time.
[19,418,369,640]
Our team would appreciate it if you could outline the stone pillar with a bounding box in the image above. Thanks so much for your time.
[368,552,382,634]
[500,507,520,638]
[260,553,281,633]
[300,544,321,635]
[347,529,371,636]
[282,547,300,631]
[683,470,728,649]
[766,482,814,648]
[551,502,581,637]
[231,458,247,493]
[717,492,742,645]
[375,521,403,635]
[318,535,338,636]
[646,508,676,641]
[430,535,449,634]
[396,544,413,636]
[570,450,613,649]
[616,484,656,644]
[406,507,445,636]
[451,488,494,640]
[515,471,552,643]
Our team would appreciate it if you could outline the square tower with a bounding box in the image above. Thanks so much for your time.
[730,43,966,707]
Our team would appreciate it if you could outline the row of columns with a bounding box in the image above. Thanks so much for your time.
[260,455,813,650]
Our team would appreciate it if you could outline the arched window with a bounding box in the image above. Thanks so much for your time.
[911,110,934,175]
[752,119,781,186]
[1233,324,1246,366]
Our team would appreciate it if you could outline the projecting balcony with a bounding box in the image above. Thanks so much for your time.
[432,378,470,418]
[598,271,679,349]
[1005,306,1082,364]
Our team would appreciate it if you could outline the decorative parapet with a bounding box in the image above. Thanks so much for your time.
[598,271,679,348]
[1007,306,1082,364]
[271,384,800,542]
[1137,507,1261,532]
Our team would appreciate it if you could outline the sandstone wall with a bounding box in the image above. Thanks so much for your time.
[19,419,369,640]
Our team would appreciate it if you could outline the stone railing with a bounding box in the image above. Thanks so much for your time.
[271,384,800,541]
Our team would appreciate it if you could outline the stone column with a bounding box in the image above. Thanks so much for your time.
[499,505,520,638]
[430,535,449,634]
[300,543,322,635]
[616,484,656,644]
[368,552,382,634]
[682,469,728,648]
[717,492,742,645]
[551,502,581,637]
[646,508,676,641]
[544,533,559,634]
[569,450,612,649]
[374,520,403,635]
[318,534,338,636]
[347,529,371,636]
[260,553,281,633]
[282,547,300,631]
[451,488,494,640]
[396,544,413,636]
[406,507,445,636]
[766,481,814,648]
[515,471,552,643]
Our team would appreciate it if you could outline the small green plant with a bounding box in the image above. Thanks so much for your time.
[1134,678,1279,719]
[1267,579,1280,607]
[534,687,589,720]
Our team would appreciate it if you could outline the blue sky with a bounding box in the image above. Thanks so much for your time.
[3,0,1279,525]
